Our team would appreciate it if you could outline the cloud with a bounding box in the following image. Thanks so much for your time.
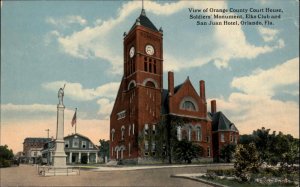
[210,57,299,137]
[49,1,227,74]
[42,81,119,101]
[231,57,299,97]
[97,98,115,119]
[50,1,285,73]
[1,103,77,119]
[258,26,279,42]
[46,15,87,28]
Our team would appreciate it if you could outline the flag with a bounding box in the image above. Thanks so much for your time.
[71,108,77,127]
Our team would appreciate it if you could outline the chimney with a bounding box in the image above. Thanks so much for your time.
[211,100,217,114]
[168,71,174,96]
[200,80,206,100]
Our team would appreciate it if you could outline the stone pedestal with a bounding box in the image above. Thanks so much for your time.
[52,104,67,167]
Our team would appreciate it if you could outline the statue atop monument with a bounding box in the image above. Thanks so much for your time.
[58,84,66,106]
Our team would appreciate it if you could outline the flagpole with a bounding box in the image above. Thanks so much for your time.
[75,108,77,134]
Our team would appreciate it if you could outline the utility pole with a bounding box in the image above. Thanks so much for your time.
[45,129,50,138]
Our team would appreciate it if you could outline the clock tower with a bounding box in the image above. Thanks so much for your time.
[110,8,163,162]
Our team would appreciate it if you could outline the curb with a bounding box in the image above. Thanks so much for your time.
[170,174,229,187]
[91,163,234,172]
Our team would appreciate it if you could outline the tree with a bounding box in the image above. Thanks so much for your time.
[0,145,14,168]
[220,144,236,163]
[234,143,260,182]
[99,139,109,162]
[173,139,204,163]
[252,127,273,162]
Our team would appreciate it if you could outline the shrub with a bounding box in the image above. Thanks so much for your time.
[234,143,260,182]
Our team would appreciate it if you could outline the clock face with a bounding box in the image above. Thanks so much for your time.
[145,45,155,56]
[129,46,135,58]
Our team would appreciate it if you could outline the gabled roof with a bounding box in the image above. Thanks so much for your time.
[210,111,238,132]
[130,9,158,32]
[64,133,92,142]
[174,83,184,94]
[23,138,51,144]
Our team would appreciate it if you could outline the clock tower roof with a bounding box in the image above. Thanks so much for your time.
[129,9,158,32]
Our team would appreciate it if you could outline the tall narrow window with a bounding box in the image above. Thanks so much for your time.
[132,123,135,135]
[206,136,210,143]
[207,147,211,157]
[196,127,201,141]
[188,126,192,141]
[121,126,125,140]
[144,141,149,156]
[129,125,131,136]
[152,142,156,155]
[152,124,156,135]
[230,134,233,142]
[144,62,147,71]
[221,133,225,142]
[82,141,86,148]
[149,63,152,73]
[177,126,182,141]
[111,129,115,141]
[129,143,131,156]
[144,124,149,135]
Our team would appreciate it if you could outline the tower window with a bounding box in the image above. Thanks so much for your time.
[154,64,156,74]
[149,63,152,72]
[145,81,155,88]
[144,62,148,71]
[121,126,125,140]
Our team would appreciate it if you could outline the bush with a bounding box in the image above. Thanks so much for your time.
[0,158,12,168]
[234,143,260,182]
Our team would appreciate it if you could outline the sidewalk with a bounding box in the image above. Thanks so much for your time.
[90,163,234,171]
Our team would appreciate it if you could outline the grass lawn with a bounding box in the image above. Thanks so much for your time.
[200,177,297,187]
[200,167,299,187]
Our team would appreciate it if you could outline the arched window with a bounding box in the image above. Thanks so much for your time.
[196,127,202,141]
[180,97,199,112]
[128,80,136,90]
[182,101,196,111]
[177,126,182,141]
[142,78,158,88]
[145,81,155,88]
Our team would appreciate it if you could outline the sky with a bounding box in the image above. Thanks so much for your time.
[1,0,299,153]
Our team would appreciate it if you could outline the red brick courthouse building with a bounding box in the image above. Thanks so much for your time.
[110,8,239,164]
